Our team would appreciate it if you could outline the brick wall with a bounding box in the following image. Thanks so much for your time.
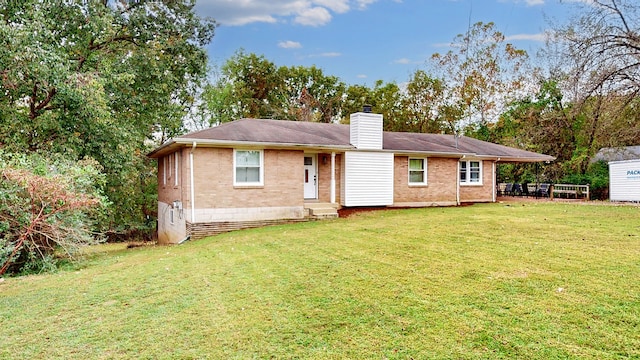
[158,151,184,205]
[191,147,303,209]
[393,156,458,205]
[459,160,494,202]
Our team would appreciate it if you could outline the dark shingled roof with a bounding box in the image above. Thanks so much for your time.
[149,118,554,162]
[181,118,351,146]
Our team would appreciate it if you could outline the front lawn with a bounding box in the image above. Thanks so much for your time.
[1,202,639,359]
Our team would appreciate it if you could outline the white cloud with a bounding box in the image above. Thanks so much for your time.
[498,0,545,6]
[357,74,368,78]
[295,6,333,26]
[194,0,378,27]
[504,33,548,42]
[314,0,350,13]
[393,58,411,64]
[278,40,303,49]
[355,0,378,10]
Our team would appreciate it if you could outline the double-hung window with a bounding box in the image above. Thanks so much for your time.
[163,156,167,186]
[460,160,482,185]
[408,158,427,185]
[174,152,179,186]
[234,149,263,186]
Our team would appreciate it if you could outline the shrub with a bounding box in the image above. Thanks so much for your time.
[560,160,609,200]
[0,153,107,275]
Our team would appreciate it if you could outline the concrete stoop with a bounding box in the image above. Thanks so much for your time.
[304,203,339,219]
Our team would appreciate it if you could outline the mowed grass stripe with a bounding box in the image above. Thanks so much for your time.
[1,202,639,359]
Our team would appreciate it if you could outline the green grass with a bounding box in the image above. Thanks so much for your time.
[1,202,639,359]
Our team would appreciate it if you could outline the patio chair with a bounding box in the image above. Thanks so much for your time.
[536,183,550,198]
[511,183,523,196]
[504,183,513,196]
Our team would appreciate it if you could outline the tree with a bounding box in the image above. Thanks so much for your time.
[342,80,405,131]
[551,0,640,100]
[204,51,347,124]
[342,84,374,120]
[202,51,284,124]
[401,70,448,133]
[279,65,345,123]
[0,0,215,235]
[0,153,106,275]
[430,22,530,136]
[544,0,640,172]
[493,80,576,181]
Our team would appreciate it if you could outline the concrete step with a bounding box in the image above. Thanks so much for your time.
[313,213,338,219]
[305,202,339,219]
[310,207,338,216]
[306,204,339,219]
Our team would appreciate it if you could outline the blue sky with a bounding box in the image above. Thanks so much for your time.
[194,0,578,86]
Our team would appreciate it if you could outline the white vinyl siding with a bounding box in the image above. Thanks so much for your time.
[409,158,427,185]
[234,149,264,186]
[349,112,383,150]
[342,151,394,206]
[609,160,640,201]
[460,160,482,185]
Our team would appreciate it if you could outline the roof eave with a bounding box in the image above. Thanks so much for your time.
[493,156,556,163]
[147,138,355,157]
[388,149,475,157]
[146,139,176,158]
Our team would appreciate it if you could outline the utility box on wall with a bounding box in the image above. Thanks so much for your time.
[609,159,640,202]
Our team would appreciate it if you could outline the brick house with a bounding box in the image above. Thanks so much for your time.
[148,112,554,244]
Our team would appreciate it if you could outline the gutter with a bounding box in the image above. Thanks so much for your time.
[176,138,355,151]
[149,138,555,163]
[146,139,176,158]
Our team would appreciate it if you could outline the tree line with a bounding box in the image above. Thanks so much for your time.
[1,0,639,274]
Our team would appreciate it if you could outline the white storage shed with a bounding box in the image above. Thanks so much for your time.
[609,159,640,202]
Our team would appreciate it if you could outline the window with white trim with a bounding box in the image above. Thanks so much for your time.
[234,149,263,186]
[174,152,179,186]
[460,160,482,185]
[408,158,427,185]
[163,156,167,186]
[168,154,173,184]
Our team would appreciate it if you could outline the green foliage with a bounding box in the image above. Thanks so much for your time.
[490,80,578,182]
[560,160,610,200]
[430,22,530,134]
[343,80,406,130]
[203,50,346,125]
[0,0,215,234]
[0,152,107,275]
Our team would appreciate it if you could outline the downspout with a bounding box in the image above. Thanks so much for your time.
[492,158,500,203]
[190,142,197,224]
[330,152,336,204]
[457,155,464,205]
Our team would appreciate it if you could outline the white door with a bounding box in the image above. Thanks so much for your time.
[304,155,317,199]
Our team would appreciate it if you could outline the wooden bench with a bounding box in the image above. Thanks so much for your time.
[551,184,590,200]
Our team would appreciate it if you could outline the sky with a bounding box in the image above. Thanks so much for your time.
[194,0,580,87]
